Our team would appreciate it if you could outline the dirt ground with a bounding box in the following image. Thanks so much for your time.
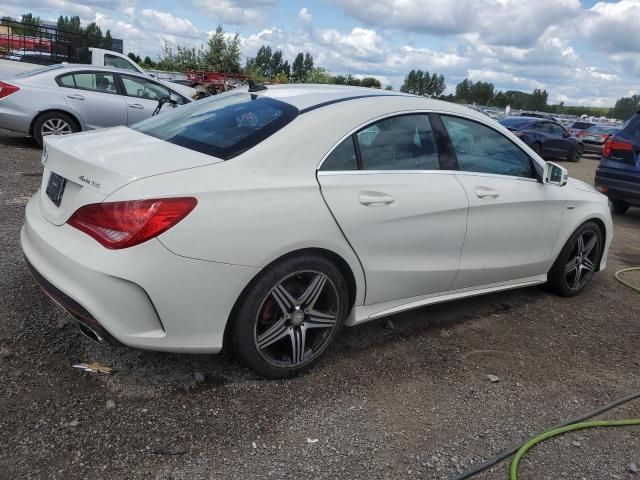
[1,129,639,480]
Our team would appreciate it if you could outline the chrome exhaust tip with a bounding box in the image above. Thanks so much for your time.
[77,322,104,343]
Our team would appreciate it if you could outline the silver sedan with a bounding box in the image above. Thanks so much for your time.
[0,64,194,145]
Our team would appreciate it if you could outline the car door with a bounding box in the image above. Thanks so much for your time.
[539,121,569,156]
[118,74,182,125]
[438,115,566,289]
[317,113,469,305]
[56,70,127,129]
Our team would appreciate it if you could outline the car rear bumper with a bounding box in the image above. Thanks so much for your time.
[0,102,33,134]
[583,142,604,154]
[595,166,640,207]
[21,192,260,353]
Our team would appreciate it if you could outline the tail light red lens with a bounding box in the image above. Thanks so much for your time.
[0,81,20,99]
[602,139,632,158]
[67,197,197,249]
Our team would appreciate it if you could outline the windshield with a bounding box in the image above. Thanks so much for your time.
[132,92,299,160]
[14,64,64,77]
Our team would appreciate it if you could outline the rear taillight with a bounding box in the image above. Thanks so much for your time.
[602,139,632,158]
[0,81,19,99]
[67,197,197,249]
[600,134,610,142]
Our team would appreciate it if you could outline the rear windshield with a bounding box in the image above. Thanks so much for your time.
[132,92,299,160]
[570,121,594,129]
[499,117,533,128]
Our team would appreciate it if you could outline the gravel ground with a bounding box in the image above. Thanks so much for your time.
[1,129,639,480]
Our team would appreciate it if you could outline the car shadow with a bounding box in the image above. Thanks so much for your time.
[0,131,39,150]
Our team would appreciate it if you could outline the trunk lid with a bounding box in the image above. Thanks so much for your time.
[39,126,222,225]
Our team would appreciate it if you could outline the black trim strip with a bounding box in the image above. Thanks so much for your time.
[299,94,391,114]
[351,133,363,170]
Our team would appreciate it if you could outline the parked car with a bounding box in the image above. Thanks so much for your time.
[0,64,194,145]
[595,112,640,215]
[577,125,619,155]
[567,120,595,137]
[499,116,584,161]
[22,85,612,378]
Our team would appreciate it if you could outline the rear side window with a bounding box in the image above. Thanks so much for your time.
[442,115,533,178]
[133,93,299,160]
[321,136,358,171]
[56,72,118,94]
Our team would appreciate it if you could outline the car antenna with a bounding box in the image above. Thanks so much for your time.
[248,79,267,92]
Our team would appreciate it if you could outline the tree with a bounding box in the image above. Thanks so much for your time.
[470,81,494,105]
[143,56,156,68]
[611,95,640,121]
[205,25,226,70]
[127,52,142,64]
[85,22,103,48]
[102,30,113,50]
[303,53,314,75]
[291,52,305,82]
[455,79,472,102]
[528,88,549,111]
[360,77,381,88]
[401,70,446,97]
[57,15,81,32]
[304,67,334,84]
[222,33,241,72]
[384,84,393,91]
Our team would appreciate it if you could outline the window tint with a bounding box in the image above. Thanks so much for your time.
[132,93,299,160]
[105,54,139,72]
[356,114,439,170]
[56,72,117,94]
[442,115,533,178]
[121,75,169,100]
[321,136,358,171]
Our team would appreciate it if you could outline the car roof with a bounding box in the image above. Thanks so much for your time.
[52,64,148,77]
[251,83,485,119]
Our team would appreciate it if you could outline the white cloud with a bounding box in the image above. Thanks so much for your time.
[192,0,275,25]
[298,7,312,23]
[140,9,204,39]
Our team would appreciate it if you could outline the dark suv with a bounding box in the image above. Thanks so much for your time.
[595,113,640,214]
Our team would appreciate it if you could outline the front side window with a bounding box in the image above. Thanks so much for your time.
[133,92,299,160]
[105,54,139,72]
[121,75,172,101]
[356,114,439,170]
[56,71,117,94]
[442,115,533,178]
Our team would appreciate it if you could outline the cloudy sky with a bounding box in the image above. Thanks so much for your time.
[2,0,637,106]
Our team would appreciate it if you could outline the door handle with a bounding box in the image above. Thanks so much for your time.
[474,187,500,199]
[358,192,395,206]
[128,104,144,109]
[66,94,85,100]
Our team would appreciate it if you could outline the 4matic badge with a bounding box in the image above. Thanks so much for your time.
[78,175,101,189]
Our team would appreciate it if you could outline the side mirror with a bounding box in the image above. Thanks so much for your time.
[543,161,568,186]
[168,94,180,105]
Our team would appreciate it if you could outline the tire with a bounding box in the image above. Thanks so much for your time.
[567,144,583,162]
[231,254,349,379]
[610,199,629,215]
[547,221,603,297]
[33,111,79,147]
[530,142,542,156]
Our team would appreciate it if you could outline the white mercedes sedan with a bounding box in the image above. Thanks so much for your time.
[22,84,613,378]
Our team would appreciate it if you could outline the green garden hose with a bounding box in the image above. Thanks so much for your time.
[615,267,640,292]
[509,419,640,479]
